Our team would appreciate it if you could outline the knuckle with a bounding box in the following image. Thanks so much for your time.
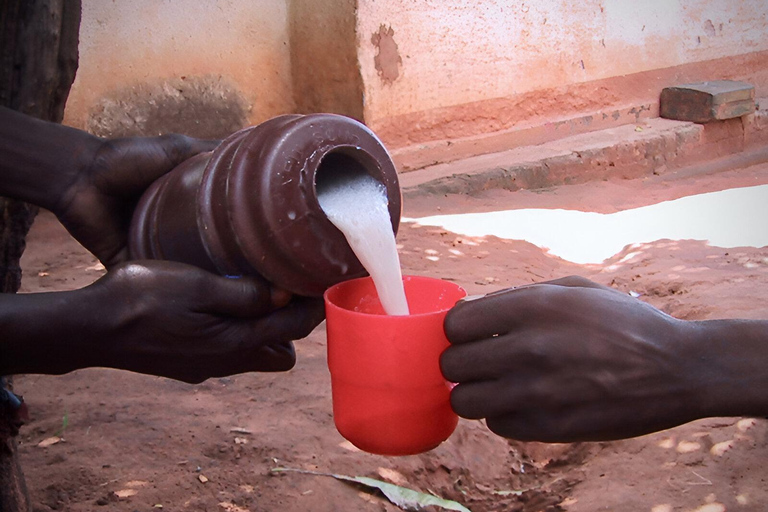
[162,133,193,160]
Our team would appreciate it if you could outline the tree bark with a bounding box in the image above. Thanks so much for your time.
[0,1,81,509]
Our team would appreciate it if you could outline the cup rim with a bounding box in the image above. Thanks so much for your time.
[323,275,466,318]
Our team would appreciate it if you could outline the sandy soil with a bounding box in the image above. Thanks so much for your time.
[14,162,768,512]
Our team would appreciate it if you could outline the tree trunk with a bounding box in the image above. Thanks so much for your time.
[0,1,81,509]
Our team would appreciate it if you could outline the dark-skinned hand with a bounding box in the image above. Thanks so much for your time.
[2,260,325,383]
[54,135,219,267]
[441,276,705,443]
[84,261,325,382]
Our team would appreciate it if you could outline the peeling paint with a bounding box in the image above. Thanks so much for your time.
[371,24,402,84]
[704,19,717,37]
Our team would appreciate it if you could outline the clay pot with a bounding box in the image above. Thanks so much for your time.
[128,114,401,296]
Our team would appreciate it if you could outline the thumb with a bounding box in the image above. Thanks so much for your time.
[536,275,610,290]
[157,134,220,168]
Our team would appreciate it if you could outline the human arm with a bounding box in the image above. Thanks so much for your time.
[0,106,218,266]
[0,260,324,383]
[440,276,768,442]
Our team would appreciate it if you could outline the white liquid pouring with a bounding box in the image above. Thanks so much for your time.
[318,172,409,316]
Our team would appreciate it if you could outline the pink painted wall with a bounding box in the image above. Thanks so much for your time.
[64,1,294,136]
[64,0,768,155]
[356,0,768,127]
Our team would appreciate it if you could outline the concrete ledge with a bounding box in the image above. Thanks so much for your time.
[390,102,656,172]
[383,50,768,171]
[401,102,768,198]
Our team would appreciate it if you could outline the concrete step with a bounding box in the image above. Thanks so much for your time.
[400,101,768,198]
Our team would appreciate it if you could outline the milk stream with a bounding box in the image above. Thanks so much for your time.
[318,172,409,316]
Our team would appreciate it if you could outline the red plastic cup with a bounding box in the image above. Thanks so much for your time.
[324,275,467,456]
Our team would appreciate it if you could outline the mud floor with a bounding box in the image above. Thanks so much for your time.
[14,162,768,512]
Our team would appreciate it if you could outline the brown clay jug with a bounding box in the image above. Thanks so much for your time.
[128,113,401,296]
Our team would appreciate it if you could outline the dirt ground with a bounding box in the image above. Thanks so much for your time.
[14,161,768,512]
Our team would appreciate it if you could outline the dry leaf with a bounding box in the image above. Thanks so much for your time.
[338,440,361,452]
[377,467,408,486]
[676,440,701,453]
[271,467,470,512]
[737,418,757,432]
[657,437,675,449]
[710,440,734,457]
[219,502,249,512]
[37,436,61,448]
[692,504,725,512]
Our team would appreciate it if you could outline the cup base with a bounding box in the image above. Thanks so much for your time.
[332,382,458,456]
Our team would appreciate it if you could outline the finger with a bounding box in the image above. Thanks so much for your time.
[485,412,561,442]
[249,297,326,343]
[440,333,521,383]
[484,405,652,443]
[537,275,606,289]
[445,284,561,344]
[449,379,514,420]
[158,134,220,167]
[251,340,297,372]
[200,273,275,318]
[269,286,293,309]
[209,340,298,377]
[97,135,219,195]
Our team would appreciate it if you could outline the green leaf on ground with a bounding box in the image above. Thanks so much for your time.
[271,467,471,512]
[54,411,69,437]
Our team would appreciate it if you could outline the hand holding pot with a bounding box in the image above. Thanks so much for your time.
[0,260,325,382]
[56,133,219,268]
[0,105,219,268]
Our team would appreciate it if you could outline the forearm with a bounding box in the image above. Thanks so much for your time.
[0,289,102,375]
[0,106,101,210]
[687,318,768,419]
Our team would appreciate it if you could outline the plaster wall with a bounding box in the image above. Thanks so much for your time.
[63,0,294,138]
[64,1,768,155]
[289,0,364,121]
[357,0,768,147]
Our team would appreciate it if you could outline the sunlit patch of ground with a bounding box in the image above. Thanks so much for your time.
[405,185,768,264]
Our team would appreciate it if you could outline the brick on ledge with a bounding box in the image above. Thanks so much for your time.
[660,80,755,123]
